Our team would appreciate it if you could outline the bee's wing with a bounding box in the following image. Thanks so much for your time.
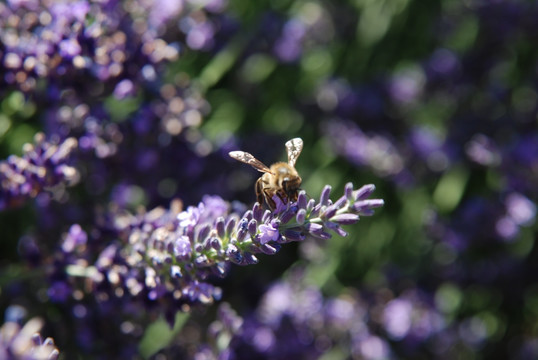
[229,151,273,173]
[285,137,303,168]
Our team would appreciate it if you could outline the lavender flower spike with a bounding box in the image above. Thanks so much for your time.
[61,184,382,320]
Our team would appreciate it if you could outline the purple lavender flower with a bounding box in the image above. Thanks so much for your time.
[57,182,382,323]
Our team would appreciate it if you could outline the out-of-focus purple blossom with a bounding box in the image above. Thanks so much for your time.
[426,48,460,78]
[504,192,536,226]
[387,67,426,105]
[0,307,60,360]
[382,291,444,342]
[465,134,501,166]
[323,120,406,179]
[0,133,79,210]
[113,79,136,100]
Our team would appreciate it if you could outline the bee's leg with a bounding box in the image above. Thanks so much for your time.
[255,178,267,207]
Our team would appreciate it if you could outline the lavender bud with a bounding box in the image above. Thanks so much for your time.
[351,199,385,213]
[320,185,332,206]
[322,204,338,220]
[305,222,323,235]
[310,230,332,240]
[325,221,348,237]
[279,208,295,224]
[306,198,315,213]
[247,219,258,236]
[261,209,272,223]
[283,229,306,242]
[252,202,263,222]
[238,218,248,231]
[225,217,237,236]
[259,243,281,255]
[296,208,307,225]
[213,263,227,277]
[310,203,322,218]
[196,224,211,244]
[243,210,253,221]
[243,252,258,265]
[226,244,243,265]
[333,195,347,209]
[31,333,43,346]
[215,217,225,238]
[331,213,360,225]
[344,182,354,200]
[210,237,222,250]
[297,191,308,209]
[354,184,376,201]
[236,228,248,242]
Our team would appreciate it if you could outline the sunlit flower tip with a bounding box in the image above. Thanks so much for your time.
[177,206,200,228]
[248,219,258,236]
[296,208,307,225]
[213,263,228,277]
[244,252,258,265]
[170,265,182,278]
[330,213,360,225]
[174,235,192,260]
[226,244,243,264]
[354,184,376,201]
[320,185,332,206]
[344,182,354,200]
[283,229,306,242]
[259,223,279,244]
[297,191,308,209]
[238,217,249,231]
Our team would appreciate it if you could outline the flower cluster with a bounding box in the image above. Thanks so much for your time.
[0,132,78,210]
[0,0,229,91]
[57,183,382,323]
[0,307,59,360]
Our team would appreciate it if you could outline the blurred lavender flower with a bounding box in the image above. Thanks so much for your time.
[0,307,59,360]
[0,132,79,210]
[381,291,444,342]
[323,119,407,180]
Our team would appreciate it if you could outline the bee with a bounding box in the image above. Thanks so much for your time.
[229,138,303,210]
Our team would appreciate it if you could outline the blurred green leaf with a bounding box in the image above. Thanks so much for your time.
[139,312,190,359]
[433,166,469,213]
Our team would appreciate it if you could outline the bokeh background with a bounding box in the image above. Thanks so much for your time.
[1,0,538,359]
